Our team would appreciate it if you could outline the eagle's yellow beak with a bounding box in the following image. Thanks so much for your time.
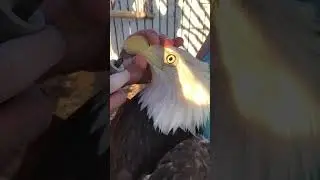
[123,35,164,70]
[122,35,150,54]
[138,45,165,70]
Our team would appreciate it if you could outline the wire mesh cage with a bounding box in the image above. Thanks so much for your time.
[110,0,211,59]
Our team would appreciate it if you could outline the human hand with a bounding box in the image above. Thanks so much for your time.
[110,30,184,111]
[121,29,184,85]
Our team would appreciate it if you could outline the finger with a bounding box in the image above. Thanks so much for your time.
[159,34,175,47]
[173,37,184,47]
[159,34,169,40]
[131,29,160,45]
[133,54,148,69]
[126,68,151,85]
[110,90,127,111]
[125,55,151,84]
[126,64,144,84]
[123,55,147,71]
[110,70,130,94]
[159,35,183,47]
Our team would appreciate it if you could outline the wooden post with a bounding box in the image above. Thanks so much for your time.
[110,10,154,19]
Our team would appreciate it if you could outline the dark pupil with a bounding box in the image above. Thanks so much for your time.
[169,57,173,61]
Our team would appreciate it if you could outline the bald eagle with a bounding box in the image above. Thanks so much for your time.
[110,35,211,180]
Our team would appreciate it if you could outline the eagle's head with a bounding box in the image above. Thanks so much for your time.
[123,35,210,135]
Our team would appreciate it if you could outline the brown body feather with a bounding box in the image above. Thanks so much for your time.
[147,136,211,180]
[110,93,193,180]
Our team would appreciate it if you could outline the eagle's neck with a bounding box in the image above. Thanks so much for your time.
[138,61,210,135]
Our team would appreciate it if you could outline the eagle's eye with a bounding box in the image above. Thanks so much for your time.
[165,54,176,64]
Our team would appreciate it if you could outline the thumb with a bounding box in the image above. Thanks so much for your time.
[110,70,130,94]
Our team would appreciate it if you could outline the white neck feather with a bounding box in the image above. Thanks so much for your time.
[138,56,210,135]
